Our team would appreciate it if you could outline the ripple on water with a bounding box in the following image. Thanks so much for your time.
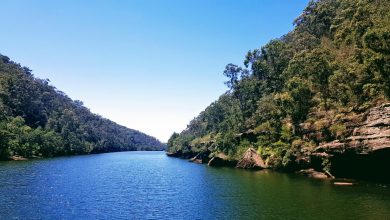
[0,151,389,220]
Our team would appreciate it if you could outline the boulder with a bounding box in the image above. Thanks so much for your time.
[166,150,196,159]
[166,151,182,157]
[236,148,267,170]
[208,153,237,167]
[189,151,210,164]
[298,169,329,179]
[10,155,28,161]
[334,182,354,186]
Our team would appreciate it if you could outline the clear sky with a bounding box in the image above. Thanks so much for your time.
[0,0,308,142]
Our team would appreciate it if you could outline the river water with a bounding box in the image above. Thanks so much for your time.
[0,151,389,219]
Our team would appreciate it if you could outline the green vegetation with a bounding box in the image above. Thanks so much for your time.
[167,0,389,169]
[0,55,165,160]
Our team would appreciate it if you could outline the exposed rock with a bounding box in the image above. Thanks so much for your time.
[236,148,267,170]
[347,103,390,152]
[298,169,329,179]
[208,153,237,167]
[316,103,390,155]
[166,150,196,159]
[189,151,210,164]
[325,170,335,179]
[166,151,182,157]
[190,158,202,164]
[296,156,311,169]
[312,103,390,182]
[334,182,354,186]
[10,156,28,161]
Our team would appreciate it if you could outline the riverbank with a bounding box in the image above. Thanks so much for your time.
[2,149,166,162]
[166,103,390,183]
[166,150,335,180]
[166,145,389,184]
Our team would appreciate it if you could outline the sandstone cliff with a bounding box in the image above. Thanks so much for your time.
[311,103,390,181]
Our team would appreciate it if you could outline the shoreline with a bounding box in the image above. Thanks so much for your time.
[1,149,167,162]
[165,151,390,184]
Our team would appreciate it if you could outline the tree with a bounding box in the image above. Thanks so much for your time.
[167,0,389,169]
[0,53,165,160]
[223,63,243,91]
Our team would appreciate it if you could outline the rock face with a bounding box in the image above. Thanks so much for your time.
[316,103,390,155]
[208,153,237,167]
[236,148,266,170]
[313,103,390,181]
[348,103,390,152]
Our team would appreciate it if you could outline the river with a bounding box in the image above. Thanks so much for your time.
[0,151,389,219]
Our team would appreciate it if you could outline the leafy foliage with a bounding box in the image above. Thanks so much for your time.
[167,0,390,167]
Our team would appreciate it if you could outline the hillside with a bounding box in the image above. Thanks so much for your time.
[0,55,165,160]
[167,0,390,181]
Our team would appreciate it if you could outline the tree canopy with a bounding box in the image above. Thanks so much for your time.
[0,55,165,159]
[167,0,390,167]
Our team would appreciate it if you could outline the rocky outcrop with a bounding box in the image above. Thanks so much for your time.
[312,103,390,181]
[166,151,182,157]
[346,103,390,152]
[315,103,390,155]
[166,104,390,181]
[333,182,355,186]
[298,169,330,179]
[189,151,210,164]
[9,156,28,161]
[166,150,196,159]
[208,153,237,167]
[236,148,267,170]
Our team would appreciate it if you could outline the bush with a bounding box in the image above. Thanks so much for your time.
[329,123,348,139]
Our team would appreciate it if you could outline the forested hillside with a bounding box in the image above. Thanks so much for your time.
[167,0,390,179]
[0,55,165,160]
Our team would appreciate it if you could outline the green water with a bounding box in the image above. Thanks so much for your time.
[0,151,389,219]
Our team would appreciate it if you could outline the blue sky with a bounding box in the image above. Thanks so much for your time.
[0,0,308,142]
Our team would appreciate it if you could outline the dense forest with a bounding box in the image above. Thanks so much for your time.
[0,55,165,160]
[167,0,389,176]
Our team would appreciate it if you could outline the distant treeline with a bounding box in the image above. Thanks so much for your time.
[167,0,389,167]
[0,55,165,159]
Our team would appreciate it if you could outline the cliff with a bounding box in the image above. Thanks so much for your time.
[312,103,390,181]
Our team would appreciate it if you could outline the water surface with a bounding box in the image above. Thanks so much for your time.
[0,151,389,219]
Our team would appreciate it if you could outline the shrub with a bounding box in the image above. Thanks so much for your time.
[329,123,348,139]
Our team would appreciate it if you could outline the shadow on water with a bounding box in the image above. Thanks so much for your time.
[331,148,390,182]
[202,165,390,219]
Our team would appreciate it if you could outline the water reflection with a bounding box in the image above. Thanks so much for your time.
[0,152,389,219]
